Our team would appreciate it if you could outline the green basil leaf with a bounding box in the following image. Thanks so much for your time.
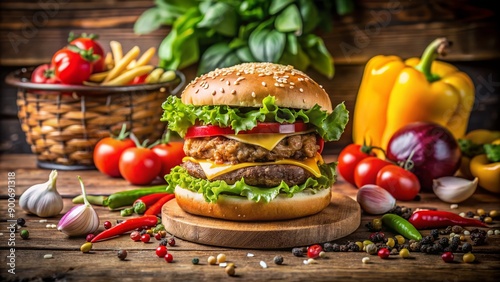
[156,0,198,10]
[198,43,241,75]
[235,46,257,62]
[287,33,298,55]
[269,0,295,15]
[249,27,286,62]
[278,43,310,71]
[301,34,334,78]
[197,2,237,37]
[133,8,167,35]
[298,0,320,33]
[275,4,302,34]
[336,0,355,15]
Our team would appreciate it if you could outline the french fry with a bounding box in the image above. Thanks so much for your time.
[103,46,140,83]
[89,71,110,82]
[145,68,164,84]
[127,59,137,69]
[104,52,114,70]
[134,47,156,68]
[102,65,154,86]
[109,41,123,63]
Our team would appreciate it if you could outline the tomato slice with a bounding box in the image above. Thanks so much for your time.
[185,122,309,138]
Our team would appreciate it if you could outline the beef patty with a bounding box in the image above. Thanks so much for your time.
[182,161,314,187]
[184,133,318,164]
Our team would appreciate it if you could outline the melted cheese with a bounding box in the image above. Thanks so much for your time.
[223,130,313,151]
[183,153,324,180]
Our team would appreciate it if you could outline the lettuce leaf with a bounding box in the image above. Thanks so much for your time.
[161,95,349,141]
[165,162,337,203]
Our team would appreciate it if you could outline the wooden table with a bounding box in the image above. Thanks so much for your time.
[1,154,499,281]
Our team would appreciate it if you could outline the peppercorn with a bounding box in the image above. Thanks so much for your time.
[489,210,498,218]
[159,238,168,247]
[192,257,199,265]
[484,217,493,223]
[80,242,92,253]
[461,242,473,253]
[390,248,399,255]
[292,247,304,257]
[331,243,341,252]
[17,218,26,227]
[386,238,395,248]
[409,241,421,252]
[207,256,217,265]
[371,218,382,231]
[438,237,449,248]
[440,226,453,235]
[369,232,386,243]
[470,228,487,246]
[429,229,439,239]
[167,237,176,246]
[365,243,378,255]
[463,252,475,263]
[399,248,410,258]
[274,255,284,265]
[217,253,227,264]
[346,242,360,252]
[420,235,434,245]
[20,229,29,240]
[465,211,475,218]
[225,264,236,276]
[323,242,334,252]
[117,249,127,260]
[433,242,444,253]
[339,245,348,252]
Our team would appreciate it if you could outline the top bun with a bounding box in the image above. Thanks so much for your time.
[181,62,333,112]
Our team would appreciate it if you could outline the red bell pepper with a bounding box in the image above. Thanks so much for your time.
[144,194,175,216]
[408,210,488,230]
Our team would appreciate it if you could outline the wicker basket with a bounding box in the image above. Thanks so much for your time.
[6,67,185,170]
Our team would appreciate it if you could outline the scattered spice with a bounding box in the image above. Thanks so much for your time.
[20,229,29,240]
[274,255,284,265]
[117,249,127,260]
[80,242,92,253]
[192,257,199,265]
[17,218,26,227]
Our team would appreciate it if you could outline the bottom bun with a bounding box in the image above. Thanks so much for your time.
[174,186,332,221]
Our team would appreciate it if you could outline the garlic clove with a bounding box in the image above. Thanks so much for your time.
[19,170,63,217]
[433,177,478,203]
[356,184,397,215]
[57,176,100,237]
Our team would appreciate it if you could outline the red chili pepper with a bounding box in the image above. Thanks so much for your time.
[408,210,488,230]
[91,215,158,243]
[144,194,175,216]
[133,193,170,208]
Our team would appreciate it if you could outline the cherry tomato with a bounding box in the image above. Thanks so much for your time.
[307,244,323,259]
[156,245,168,258]
[354,157,392,188]
[337,144,375,187]
[31,64,60,84]
[69,35,106,73]
[119,147,162,185]
[93,134,135,178]
[185,122,309,138]
[152,142,186,178]
[51,47,94,85]
[376,165,420,201]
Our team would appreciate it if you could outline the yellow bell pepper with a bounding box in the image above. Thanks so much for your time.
[353,38,475,152]
[458,129,500,178]
[470,139,500,194]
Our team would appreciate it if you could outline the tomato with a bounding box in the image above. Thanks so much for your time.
[129,74,148,85]
[376,165,420,201]
[152,142,186,178]
[69,36,105,73]
[51,47,94,85]
[185,122,309,138]
[93,136,135,178]
[31,64,60,84]
[119,147,162,185]
[354,157,392,188]
[338,144,375,186]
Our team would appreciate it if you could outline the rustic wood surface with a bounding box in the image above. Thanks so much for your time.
[161,192,361,249]
[1,154,499,281]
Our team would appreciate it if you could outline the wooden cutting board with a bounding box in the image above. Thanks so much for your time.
[161,192,361,249]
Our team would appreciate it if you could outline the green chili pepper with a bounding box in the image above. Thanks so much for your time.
[381,214,422,241]
[120,208,134,217]
[72,194,106,206]
[103,185,168,210]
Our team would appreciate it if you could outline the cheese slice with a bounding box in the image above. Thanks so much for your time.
[223,130,314,151]
[183,153,324,180]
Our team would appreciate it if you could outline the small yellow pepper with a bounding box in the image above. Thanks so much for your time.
[353,38,475,152]
[470,139,500,194]
[458,130,500,178]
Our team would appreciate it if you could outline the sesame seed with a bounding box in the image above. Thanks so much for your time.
[236,72,241,76]
[231,90,236,95]
[220,88,225,93]
[298,78,304,82]
[220,78,225,81]
[262,82,267,87]
[290,86,294,89]
[211,90,216,96]
[234,82,239,85]
[319,85,324,89]
[203,84,209,89]
[251,92,256,97]
[258,74,265,77]
[274,82,279,87]
[226,81,230,86]
[290,82,295,86]
[195,89,199,93]
[279,83,284,87]
[299,88,304,92]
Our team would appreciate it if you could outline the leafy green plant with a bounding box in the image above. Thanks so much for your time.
[134,0,354,78]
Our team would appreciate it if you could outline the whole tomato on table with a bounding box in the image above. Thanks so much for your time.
[376,165,420,201]
[51,45,98,84]
[354,157,393,188]
[93,125,135,178]
[68,33,106,73]
[119,144,162,186]
[337,143,376,186]
[151,132,186,179]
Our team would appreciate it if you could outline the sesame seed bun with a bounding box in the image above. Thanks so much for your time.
[181,62,333,112]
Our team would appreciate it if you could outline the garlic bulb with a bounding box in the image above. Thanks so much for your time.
[433,177,478,203]
[57,176,99,237]
[356,184,396,215]
[19,170,63,217]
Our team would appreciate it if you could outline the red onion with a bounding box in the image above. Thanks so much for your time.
[386,122,461,191]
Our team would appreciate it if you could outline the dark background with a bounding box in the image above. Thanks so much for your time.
[1,0,499,155]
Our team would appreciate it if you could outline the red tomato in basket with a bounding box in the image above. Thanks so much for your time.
[31,64,60,84]
[51,48,94,85]
[119,147,162,185]
[152,142,186,178]
[93,137,135,178]
[376,165,420,201]
[69,36,106,73]
[129,74,148,85]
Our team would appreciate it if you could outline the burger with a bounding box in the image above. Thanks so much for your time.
[161,62,348,221]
